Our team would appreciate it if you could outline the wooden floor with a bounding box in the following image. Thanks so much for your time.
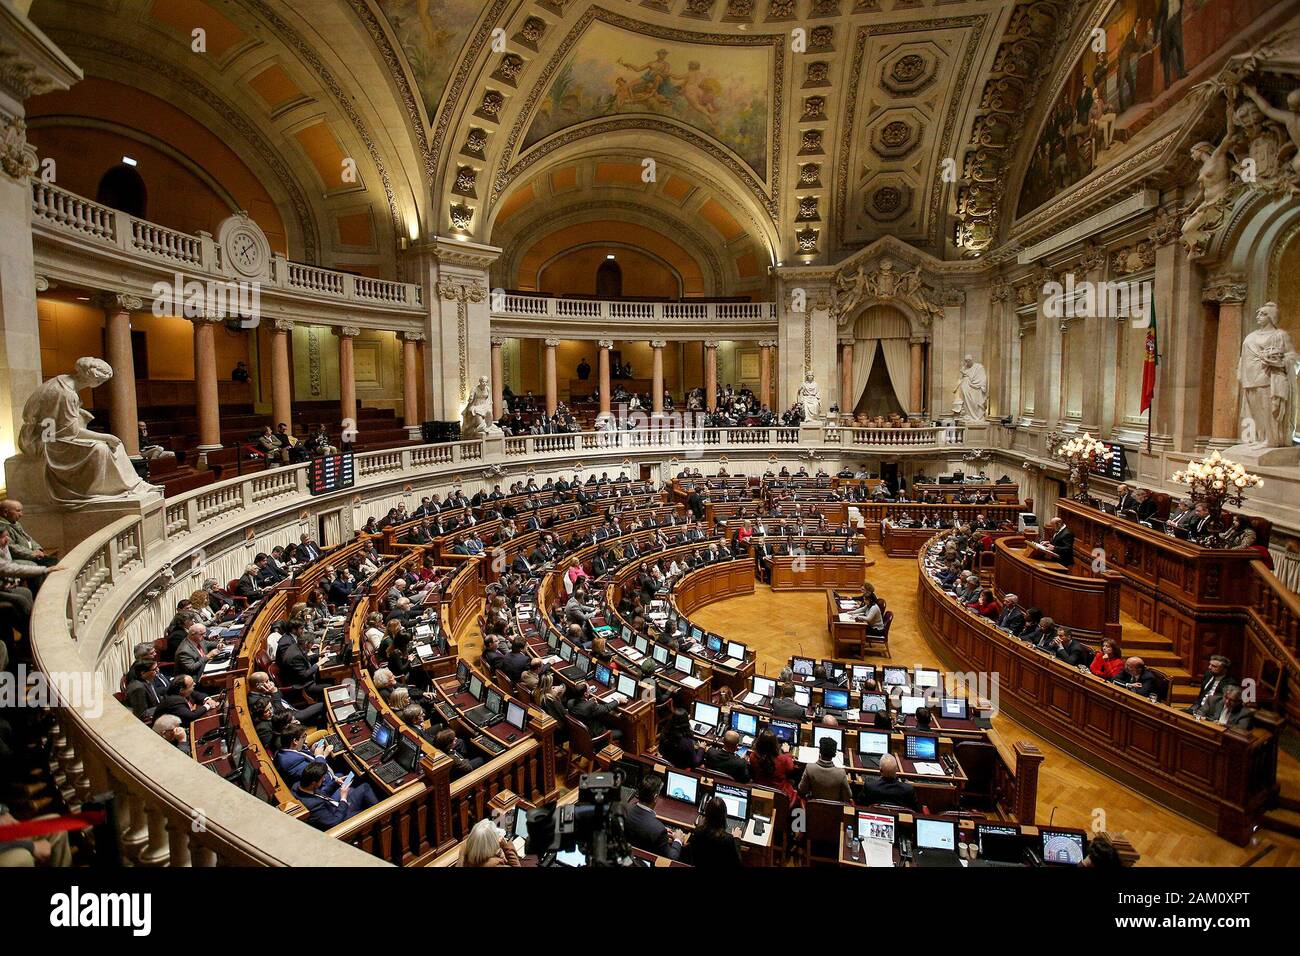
[687,544,1300,867]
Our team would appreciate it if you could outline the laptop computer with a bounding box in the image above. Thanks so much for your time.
[351,718,394,762]
[372,734,421,786]
[914,817,960,867]
[742,675,776,707]
[464,687,506,728]
[708,783,750,832]
[690,700,721,737]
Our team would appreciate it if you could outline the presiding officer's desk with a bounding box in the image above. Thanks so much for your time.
[917,529,1279,844]
[993,535,1122,643]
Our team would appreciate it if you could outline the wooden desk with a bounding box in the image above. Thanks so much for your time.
[992,536,1122,643]
[917,531,1279,845]
[770,553,867,590]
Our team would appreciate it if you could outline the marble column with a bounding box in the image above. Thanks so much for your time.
[401,330,424,435]
[189,315,223,457]
[270,318,294,429]
[336,326,360,431]
[490,335,505,420]
[704,341,718,411]
[0,19,80,467]
[95,292,144,457]
[839,337,854,420]
[544,338,559,415]
[650,340,666,414]
[759,339,774,411]
[1207,283,1247,442]
[598,339,613,418]
[909,337,926,417]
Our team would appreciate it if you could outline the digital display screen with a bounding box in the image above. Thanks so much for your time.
[309,454,355,495]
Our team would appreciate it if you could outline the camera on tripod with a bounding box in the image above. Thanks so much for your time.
[525,769,641,867]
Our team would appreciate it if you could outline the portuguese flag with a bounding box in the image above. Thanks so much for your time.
[1140,297,1158,413]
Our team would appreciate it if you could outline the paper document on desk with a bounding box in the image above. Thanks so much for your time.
[838,600,858,610]
[838,613,860,624]
[912,761,946,776]
[862,839,894,867]
[741,692,765,706]
[797,746,842,767]
[621,647,643,661]
[680,675,704,689]
[719,657,743,670]
[203,658,232,675]
[415,644,436,661]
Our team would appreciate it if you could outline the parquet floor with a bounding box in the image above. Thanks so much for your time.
[686,544,1300,868]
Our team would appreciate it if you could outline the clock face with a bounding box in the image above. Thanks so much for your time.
[226,228,265,277]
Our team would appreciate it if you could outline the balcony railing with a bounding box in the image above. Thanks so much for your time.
[501,425,962,458]
[30,180,423,313]
[492,292,777,324]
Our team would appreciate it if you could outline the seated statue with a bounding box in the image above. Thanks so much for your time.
[460,375,503,439]
[18,357,160,508]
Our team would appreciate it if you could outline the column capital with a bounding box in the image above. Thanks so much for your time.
[703,340,719,350]
[92,291,144,312]
[399,329,426,343]
[909,335,929,346]
[335,325,362,338]
[187,311,226,325]
[758,339,777,348]
[544,337,560,348]
[597,339,614,350]
[649,340,667,349]
[1202,279,1247,304]
[34,273,53,293]
[272,318,296,334]
[490,334,506,346]
[838,336,855,347]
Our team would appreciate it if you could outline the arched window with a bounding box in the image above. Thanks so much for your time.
[96,162,148,218]
[595,258,623,298]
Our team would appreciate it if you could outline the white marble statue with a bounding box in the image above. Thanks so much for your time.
[18,357,161,508]
[797,371,822,422]
[1237,302,1299,449]
[460,375,502,439]
[954,354,989,423]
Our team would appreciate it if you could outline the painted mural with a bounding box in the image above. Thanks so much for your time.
[375,0,482,120]
[522,21,771,176]
[1017,0,1278,218]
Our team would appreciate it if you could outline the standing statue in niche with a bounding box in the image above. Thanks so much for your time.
[797,371,822,422]
[1237,302,1299,449]
[953,355,989,423]
[18,357,161,508]
[460,375,502,439]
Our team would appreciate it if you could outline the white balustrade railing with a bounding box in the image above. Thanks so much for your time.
[493,292,778,325]
[30,179,423,313]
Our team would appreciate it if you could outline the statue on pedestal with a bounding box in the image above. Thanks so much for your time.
[17,358,160,508]
[954,355,989,423]
[460,376,502,439]
[1237,302,1299,449]
[797,371,822,422]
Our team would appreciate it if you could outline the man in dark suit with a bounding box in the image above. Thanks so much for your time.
[858,754,918,810]
[248,670,323,726]
[568,685,621,741]
[1114,484,1137,515]
[624,774,684,859]
[297,534,323,563]
[236,563,264,602]
[703,731,751,782]
[498,636,531,683]
[1189,502,1216,543]
[686,489,706,522]
[1187,655,1236,715]
[1041,518,1074,568]
[1049,628,1093,667]
[1203,686,1252,730]
[123,659,172,720]
[153,675,216,727]
[770,683,806,718]
[276,627,322,694]
[1113,656,1159,697]
[293,762,379,830]
[1135,488,1158,523]
[753,538,774,583]
[995,594,1026,635]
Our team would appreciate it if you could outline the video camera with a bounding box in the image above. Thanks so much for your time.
[525,769,641,867]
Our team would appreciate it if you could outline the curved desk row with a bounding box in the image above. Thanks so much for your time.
[992,536,1122,643]
[916,532,1278,845]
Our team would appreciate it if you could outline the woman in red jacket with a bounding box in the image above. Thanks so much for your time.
[969,587,1002,620]
[747,728,799,806]
[1090,638,1125,680]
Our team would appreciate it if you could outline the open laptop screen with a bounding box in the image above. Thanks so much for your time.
[664,771,698,804]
